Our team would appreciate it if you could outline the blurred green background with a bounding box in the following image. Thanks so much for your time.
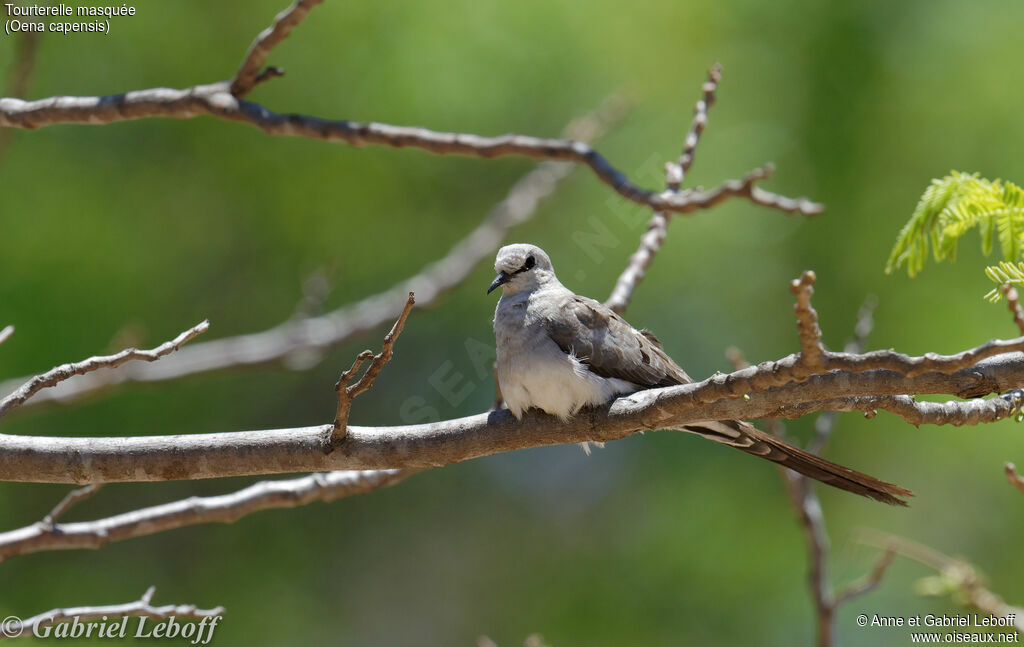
[3,1,1024,645]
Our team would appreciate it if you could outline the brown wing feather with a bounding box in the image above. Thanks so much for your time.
[684,419,913,506]
[544,295,691,386]
[541,293,912,505]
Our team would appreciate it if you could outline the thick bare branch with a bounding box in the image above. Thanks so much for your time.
[0,326,13,346]
[773,391,1024,427]
[0,321,209,419]
[790,270,824,371]
[777,296,882,647]
[0,96,630,411]
[4,348,1024,484]
[0,469,412,562]
[4,587,223,641]
[332,293,415,443]
[809,296,876,454]
[1006,462,1024,495]
[229,0,324,98]
[685,336,1024,405]
[0,86,821,217]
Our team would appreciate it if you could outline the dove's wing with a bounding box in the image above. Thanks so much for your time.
[542,294,692,387]
[539,292,913,506]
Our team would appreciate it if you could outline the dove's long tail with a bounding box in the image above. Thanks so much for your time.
[682,420,912,506]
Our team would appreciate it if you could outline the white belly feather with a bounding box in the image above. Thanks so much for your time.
[495,313,638,421]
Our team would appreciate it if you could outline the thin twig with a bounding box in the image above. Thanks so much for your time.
[1002,285,1024,335]
[859,531,1024,635]
[0,326,13,346]
[0,95,631,410]
[1005,462,1024,495]
[676,62,722,182]
[6,345,1024,484]
[834,549,896,605]
[0,469,413,562]
[230,0,324,98]
[791,270,824,371]
[0,321,209,419]
[4,587,224,640]
[606,64,721,314]
[332,293,415,443]
[681,333,1024,406]
[809,295,876,454]
[773,390,1024,427]
[781,470,836,646]
[0,10,40,167]
[41,484,103,529]
[779,294,882,647]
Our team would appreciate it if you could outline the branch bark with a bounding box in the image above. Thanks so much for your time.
[860,531,1024,635]
[0,469,413,562]
[2,343,1024,484]
[332,293,414,443]
[3,587,223,641]
[1006,462,1024,495]
[0,95,630,411]
[607,63,723,314]
[230,0,324,98]
[0,321,209,419]
[0,85,821,216]
[0,6,40,167]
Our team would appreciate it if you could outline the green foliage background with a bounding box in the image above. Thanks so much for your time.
[2,1,1024,645]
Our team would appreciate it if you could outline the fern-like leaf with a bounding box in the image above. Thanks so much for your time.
[984,261,1024,302]
[886,171,1024,276]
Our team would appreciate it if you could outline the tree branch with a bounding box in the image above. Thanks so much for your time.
[332,293,414,443]
[790,270,824,371]
[776,295,888,647]
[772,391,1024,426]
[860,531,1024,635]
[676,63,721,181]
[40,484,103,529]
[229,0,323,98]
[3,339,1024,484]
[0,469,413,562]
[1005,462,1024,495]
[833,550,896,606]
[1002,285,1024,336]
[3,587,223,641]
[0,321,209,419]
[0,85,820,216]
[0,95,630,411]
[607,64,723,314]
[0,6,40,167]
[0,326,13,347]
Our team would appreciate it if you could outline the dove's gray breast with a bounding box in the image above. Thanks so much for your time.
[493,283,655,420]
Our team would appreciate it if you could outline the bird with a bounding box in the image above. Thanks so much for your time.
[489,243,912,506]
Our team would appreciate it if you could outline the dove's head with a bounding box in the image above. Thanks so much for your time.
[488,243,556,295]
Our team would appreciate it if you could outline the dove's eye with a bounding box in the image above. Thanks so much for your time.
[523,255,536,270]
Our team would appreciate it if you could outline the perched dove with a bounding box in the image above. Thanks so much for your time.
[489,243,911,506]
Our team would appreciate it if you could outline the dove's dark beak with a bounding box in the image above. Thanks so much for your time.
[487,272,511,294]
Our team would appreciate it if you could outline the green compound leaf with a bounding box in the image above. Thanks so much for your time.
[887,172,1024,278]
